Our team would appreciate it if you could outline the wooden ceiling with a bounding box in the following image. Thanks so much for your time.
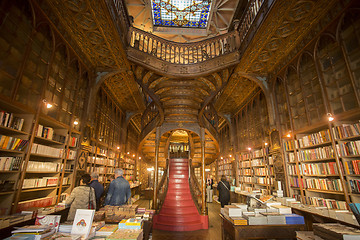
[41,0,341,126]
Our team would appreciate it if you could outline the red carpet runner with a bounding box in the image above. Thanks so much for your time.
[153,158,208,231]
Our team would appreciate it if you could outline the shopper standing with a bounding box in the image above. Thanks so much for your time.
[89,172,104,210]
[105,168,131,206]
[217,175,230,208]
[65,173,96,221]
[206,174,214,203]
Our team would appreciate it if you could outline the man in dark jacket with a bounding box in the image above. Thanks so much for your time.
[105,168,131,206]
[89,172,104,210]
[217,175,230,208]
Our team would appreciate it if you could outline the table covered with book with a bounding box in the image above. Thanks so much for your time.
[220,194,306,240]
[3,204,154,240]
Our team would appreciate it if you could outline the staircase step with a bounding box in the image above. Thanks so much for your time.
[153,220,204,232]
[168,178,188,184]
[162,200,196,207]
[170,174,188,179]
[170,158,188,163]
[164,194,193,201]
[156,214,201,223]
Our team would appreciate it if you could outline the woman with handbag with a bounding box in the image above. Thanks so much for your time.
[217,175,230,208]
[65,173,96,221]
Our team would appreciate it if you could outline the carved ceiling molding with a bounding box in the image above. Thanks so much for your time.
[216,0,340,115]
[43,0,146,112]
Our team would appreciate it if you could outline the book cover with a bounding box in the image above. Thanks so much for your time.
[35,215,61,231]
[71,209,95,238]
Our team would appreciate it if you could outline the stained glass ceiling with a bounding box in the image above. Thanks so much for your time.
[151,0,212,28]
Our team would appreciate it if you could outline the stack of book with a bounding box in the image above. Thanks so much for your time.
[96,225,118,237]
[8,225,55,239]
[313,223,360,240]
[106,229,143,240]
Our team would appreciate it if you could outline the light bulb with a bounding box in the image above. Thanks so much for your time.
[46,103,53,109]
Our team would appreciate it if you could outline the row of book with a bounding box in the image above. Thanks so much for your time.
[0,111,25,131]
[332,122,360,139]
[297,129,331,148]
[0,156,22,171]
[343,160,360,175]
[255,177,272,185]
[68,135,78,147]
[305,196,347,210]
[252,149,264,158]
[219,164,232,170]
[300,162,339,176]
[26,161,61,172]
[36,124,54,140]
[240,161,250,168]
[305,178,343,192]
[289,176,302,188]
[0,135,28,151]
[349,179,360,194]
[240,153,250,160]
[87,156,113,165]
[297,146,334,161]
[254,168,268,176]
[17,196,56,212]
[22,177,59,189]
[242,169,252,175]
[251,158,266,166]
[66,149,76,160]
[239,176,252,183]
[336,141,360,156]
[96,147,107,156]
[31,143,64,158]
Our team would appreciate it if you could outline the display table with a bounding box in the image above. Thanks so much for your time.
[220,214,306,240]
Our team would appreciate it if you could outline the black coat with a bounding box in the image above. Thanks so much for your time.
[217,180,230,204]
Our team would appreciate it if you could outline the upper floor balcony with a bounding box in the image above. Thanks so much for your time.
[107,0,272,77]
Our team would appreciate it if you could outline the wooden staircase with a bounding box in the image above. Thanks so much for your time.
[152,158,208,231]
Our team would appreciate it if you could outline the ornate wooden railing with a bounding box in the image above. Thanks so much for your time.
[238,0,265,42]
[155,159,169,212]
[189,159,202,214]
[128,26,239,65]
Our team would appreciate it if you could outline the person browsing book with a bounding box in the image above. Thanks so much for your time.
[105,168,131,206]
[217,175,230,208]
[65,173,96,221]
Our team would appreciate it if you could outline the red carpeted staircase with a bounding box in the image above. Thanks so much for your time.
[153,158,208,231]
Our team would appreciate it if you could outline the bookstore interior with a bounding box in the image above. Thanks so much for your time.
[1,0,360,239]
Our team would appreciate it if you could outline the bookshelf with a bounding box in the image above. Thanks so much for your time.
[0,104,33,215]
[332,120,360,204]
[283,123,352,210]
[17,116,68,213]
[218,157,233,183]
[238,146,274,194]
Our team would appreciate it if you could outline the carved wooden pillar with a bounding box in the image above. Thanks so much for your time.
[152,127,160,210]
[200,127,207,215]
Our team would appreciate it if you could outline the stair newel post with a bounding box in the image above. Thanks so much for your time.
[152,127,161,210]
[200,127,207,215]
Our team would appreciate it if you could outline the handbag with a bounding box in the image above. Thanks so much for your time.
[88,187,95,210]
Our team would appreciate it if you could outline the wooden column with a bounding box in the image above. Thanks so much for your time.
[200,127,206,215]
[152,127,160,210]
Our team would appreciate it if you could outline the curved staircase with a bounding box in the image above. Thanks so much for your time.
[152,158,208,231]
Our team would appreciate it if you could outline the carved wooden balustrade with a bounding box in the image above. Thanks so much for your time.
[155,158,169,212]
[128,26,238,65]
[238,0,265,42]
[189,159,203,214]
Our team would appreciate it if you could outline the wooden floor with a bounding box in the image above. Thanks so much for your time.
[135,199,222,240]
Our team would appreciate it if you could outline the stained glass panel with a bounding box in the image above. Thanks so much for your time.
[152,0,211,28]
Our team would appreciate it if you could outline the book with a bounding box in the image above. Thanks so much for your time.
[71,209,95,238]
[96,225,118,236]
[106,229,143,240]
[35,215,61,231]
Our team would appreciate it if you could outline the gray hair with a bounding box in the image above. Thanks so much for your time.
[114,168,123,176]
[90,172,99,179]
